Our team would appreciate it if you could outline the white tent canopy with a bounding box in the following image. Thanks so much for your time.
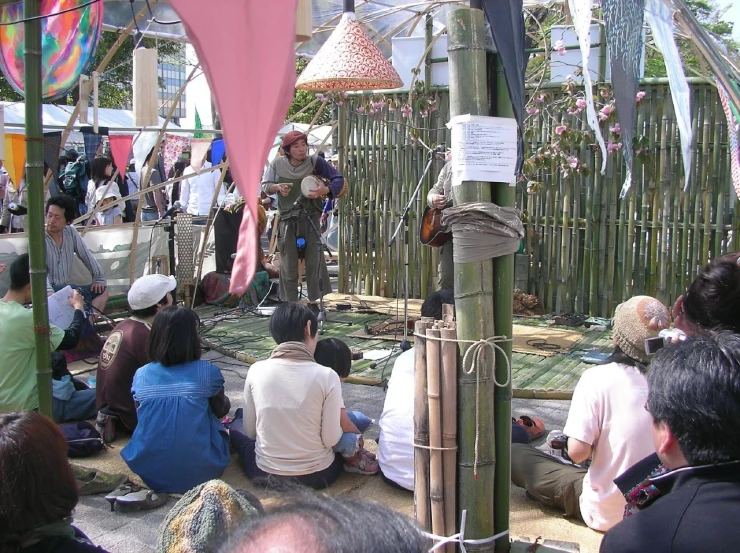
[267,122,334,162]
[1,102,185,144]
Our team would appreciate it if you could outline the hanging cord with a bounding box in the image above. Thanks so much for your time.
[424,510,510,553]
[413,331,512,480]
[0,0,100,26]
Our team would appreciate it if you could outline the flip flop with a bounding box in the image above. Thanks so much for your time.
[114,489,169,513]
[515,415,546,442]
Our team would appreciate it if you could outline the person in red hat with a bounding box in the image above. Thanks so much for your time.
[261,131,345,305]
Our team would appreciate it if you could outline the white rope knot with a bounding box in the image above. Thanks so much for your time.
[425,510,510,553]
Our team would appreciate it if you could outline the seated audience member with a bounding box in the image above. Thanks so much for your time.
[672,254,740,336]
[220,494,430,553]
[233,302,344,489]
[0,254,96,422]
[45,195,109,320]
[377,290,538,491]
[157,480,262,553]
[601,333,740,552]
[314,338,379,475]
[511,296,670,531]
[121,306,230,494]
[0,411,109,552]
[95,274,176,436]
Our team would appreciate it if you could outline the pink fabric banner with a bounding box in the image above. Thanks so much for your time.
[168,0,298,294]
[163,133,190,176]
[108,134,133,177]
[189,138,212,171]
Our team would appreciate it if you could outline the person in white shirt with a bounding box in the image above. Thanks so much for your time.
[231,302,344,489]
[510,295,670,531]
[180,158,225,216]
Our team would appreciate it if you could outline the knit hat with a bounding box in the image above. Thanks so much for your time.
[612,296,670,364]
[157,480,262,553]
[282,130,309,151]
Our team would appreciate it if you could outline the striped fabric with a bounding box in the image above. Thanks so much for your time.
[45,225,106,287]
[718,85,740,200]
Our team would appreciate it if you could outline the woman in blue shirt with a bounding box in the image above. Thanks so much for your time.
[122,306,231,494]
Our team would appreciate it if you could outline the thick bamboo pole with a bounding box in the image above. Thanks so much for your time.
[25,0,52,417]
[492,54,514,553]
[426,326,445,539]
[447,8,496,550]
[440,323,458,553]
[414,318,434,531]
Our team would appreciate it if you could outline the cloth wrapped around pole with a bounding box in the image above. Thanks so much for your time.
[440,202,524,263]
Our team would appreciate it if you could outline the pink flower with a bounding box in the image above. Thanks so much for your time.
[576,98,587,110]
[357,105,365,113]
[336,101,343,107]
[369,109,376,115]
[316,93,326,102]
[598,104,613,121]
[610,123,621,134]
[567,156,578,169]
[554,40,566,56]
[535,93,546,104]
[526,106,539,116]
[607,141,623,153]
[555,125,567,135]
[636,91,646,102]
[561,168,570,178]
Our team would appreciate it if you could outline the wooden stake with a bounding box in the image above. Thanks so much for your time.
[440,323,458,553]
[426,326,445,539]
[414,318,434,531]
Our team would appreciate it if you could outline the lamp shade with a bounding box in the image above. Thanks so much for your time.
[296,12,402,91]
[133,47,159,128]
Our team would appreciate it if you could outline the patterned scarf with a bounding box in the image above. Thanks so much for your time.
[270,341,316,363]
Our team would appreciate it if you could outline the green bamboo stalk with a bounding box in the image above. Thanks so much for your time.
[25,0,52,417]
[447,8,496,550]
[338,105,348,293]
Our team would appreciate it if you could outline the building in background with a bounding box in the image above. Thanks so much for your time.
[158,47,187,123]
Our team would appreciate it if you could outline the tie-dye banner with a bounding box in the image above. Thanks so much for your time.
[163,134,190,176]
[645,0,692,191]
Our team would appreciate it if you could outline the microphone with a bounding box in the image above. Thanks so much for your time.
[159,201,182,220]
[291,194,305,209]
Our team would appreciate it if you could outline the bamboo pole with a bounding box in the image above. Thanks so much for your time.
[440,323,458,553]
[25,0,52,417]
[414,318,434,531]
[426,326,445,539]
[447,8,496,550]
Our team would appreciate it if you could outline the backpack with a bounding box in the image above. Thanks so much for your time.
[62,158,87,201]
[60,421,106,458]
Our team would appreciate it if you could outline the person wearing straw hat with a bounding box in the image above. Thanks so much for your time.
[261,131,345,306]
[92,186,123,227]
[510,295,670,531]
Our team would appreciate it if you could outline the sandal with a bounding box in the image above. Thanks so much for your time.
[344,450,380,475]
[515,415,546,442]
[105,483,141,512]
[114,489,169,513]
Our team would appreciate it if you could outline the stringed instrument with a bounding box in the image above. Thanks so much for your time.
[419,206,450,247]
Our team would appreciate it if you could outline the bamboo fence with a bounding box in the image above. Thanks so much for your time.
[336,79,738,318]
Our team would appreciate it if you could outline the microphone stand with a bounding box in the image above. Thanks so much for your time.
[389,148,438,351]
[299,203,352,334]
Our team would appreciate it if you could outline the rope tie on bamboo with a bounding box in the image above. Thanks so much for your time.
[424,510,509,553]
[414,332,513,479]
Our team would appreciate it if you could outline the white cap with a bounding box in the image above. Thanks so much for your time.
[95,186,119,204]
[128,274,177,310]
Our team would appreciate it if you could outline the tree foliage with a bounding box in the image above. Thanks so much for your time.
[0,30,184,107]
[285,58,332,125]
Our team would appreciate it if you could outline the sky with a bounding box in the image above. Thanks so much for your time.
[722,0,740,41]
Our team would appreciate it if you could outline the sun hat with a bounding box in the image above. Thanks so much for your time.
[128,274,177,310]
[612,295,670,364]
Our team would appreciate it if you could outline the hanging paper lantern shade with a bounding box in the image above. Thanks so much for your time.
[0,0,103,101]
[296,13,402,91]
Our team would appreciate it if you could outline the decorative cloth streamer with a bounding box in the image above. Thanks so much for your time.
[163,134,190,176]
[567,0,607,173]
[0,0,103,101]
[168,0,299,295]
[211,138,226,166]
[80,126,108,162]
[440,202,524,263]
[602,0,645,198]
[132,132,160,174]
[718,85,740,200]
[3,133,25,185]
[43,131,63,177]
[189,138,212,171]
[482,0,527,173]
[645,0,692,191]
[108,135,134,177]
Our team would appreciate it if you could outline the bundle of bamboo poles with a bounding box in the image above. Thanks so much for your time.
[414,305,457,550]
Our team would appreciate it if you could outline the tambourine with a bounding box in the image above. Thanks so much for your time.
[300,175,324,196]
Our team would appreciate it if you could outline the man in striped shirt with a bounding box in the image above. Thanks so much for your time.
[45,195,109,320]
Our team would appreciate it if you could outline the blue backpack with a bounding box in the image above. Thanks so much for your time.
[60,421,106,458]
